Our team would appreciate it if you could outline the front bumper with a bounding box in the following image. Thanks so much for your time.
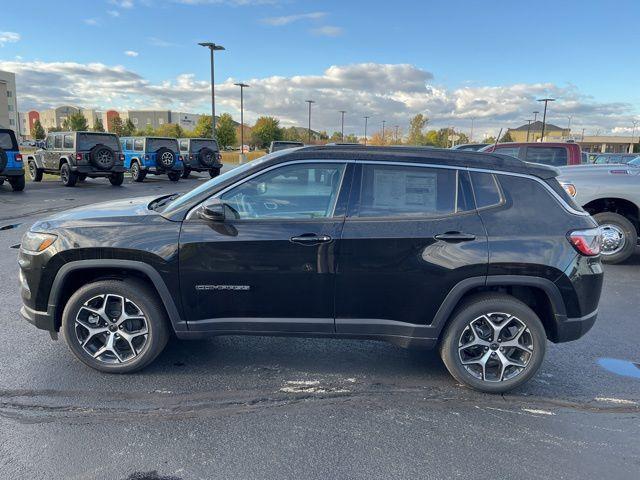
[0,167,25,177]
[20,304,55,331]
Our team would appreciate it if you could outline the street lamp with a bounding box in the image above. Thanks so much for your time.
[526,119,534,142]
[363,116,370,146]
[382,120,386,144]
[537,98,555,141]
[339,110,346,141]
[198,42,225,139]
[234,82,249,163]
[394,125,399,144]
[630,120,639,154]
[305,100,315,144]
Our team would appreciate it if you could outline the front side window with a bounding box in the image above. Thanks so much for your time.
[125,139,133,150]
[356,164,459,218]
[220,162,346,220]
[45,135,54,149]
[525,147,567,166]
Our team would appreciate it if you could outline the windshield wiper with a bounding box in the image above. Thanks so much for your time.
[149,193,181,211]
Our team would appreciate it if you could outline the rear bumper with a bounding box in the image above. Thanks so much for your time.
[183,161,222,171]
[71,165,126,175]
[553,309,598,342]
[0,167,25,177]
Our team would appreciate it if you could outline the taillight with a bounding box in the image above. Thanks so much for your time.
[568,228,602,256]
[145,154,150,160]
[75,153,83,161]
[189,154,194,160]
[560,182,576,197]
[119,154,125,161]
[15,153,23,162]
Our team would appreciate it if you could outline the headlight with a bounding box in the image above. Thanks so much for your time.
[560,182,577,197]
[21,231,57,253]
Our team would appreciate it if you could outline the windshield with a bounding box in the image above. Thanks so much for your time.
[627,156,640,166]
[0,132,17,150]
[77,133,119,150]
[190,139,219,151]
[148,138,179,152]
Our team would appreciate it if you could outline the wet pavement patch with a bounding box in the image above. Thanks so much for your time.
[0,223,22,231]
[598,357,640,379]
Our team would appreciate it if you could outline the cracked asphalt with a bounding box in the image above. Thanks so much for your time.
[1,171,639,480]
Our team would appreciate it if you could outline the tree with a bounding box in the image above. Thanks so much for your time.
[193,115,212,138]
[251,116,283,149]
[109,116,125,136]
[216,113,237,147]
[123,118,136,136]
[93,118,105,132]
[329,131,343,142]
[283,126,304,142]
[64,111,89,131]
[155,123,184,138]
[482,136,496,144]
[407,113,429,145]
[499,131,514,143]
[343,133,359,144]
[31,119,45,140]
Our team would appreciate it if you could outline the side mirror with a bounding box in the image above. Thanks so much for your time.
[198,199,226,222]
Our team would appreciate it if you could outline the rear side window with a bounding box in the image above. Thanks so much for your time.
[63,134,74,149]
[54,135,62,149]
[525,147,567,166]
[134,139,144,151]
[0,132,17,149]
[357,164,460,218]
[495,146,520,158]
[179,140,188,151]
[470,172,503,209]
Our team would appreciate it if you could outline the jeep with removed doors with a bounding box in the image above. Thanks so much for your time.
[121,137,183,182]
[178,137,223,178]
[0,128,25,191]
[19,145,603,393]
[481,142,582,167]
[25,131,126,187]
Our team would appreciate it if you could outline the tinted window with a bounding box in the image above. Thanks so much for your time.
[0,132,16,149]
[190,139,219,151]
[495,146,520,158]
[134,139,144,151]
[470,172,503,208]
[125,139,133,150]
[272,142,304,152]
[148,138,179,152]
[357,164,458,218]
[220,162,346,219]
[63,134,74,149]
[77,133,119,150]
[54,135,62,149]
[525,147,567,166]
[179,140,188,151]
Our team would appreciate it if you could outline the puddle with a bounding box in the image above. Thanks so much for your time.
[0,223,22,231]
[598,357,640,379]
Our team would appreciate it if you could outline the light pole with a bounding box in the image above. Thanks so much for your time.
[198,42,225,139]
[305,100,315,144]
[363,116,370,146]
[339,110,346,141]
[526,119,534,142]
[382,120,386,144]
[234,82,249,163]
[537,98,555,142]
[394,125,399,144]
[567,115,573,138]
[630,120,639,153]
[470,117,475,142]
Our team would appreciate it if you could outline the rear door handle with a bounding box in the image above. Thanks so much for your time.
[290,234,333,245]
[434,232,476,242]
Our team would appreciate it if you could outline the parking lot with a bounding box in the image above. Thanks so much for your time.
[1,171,639,480]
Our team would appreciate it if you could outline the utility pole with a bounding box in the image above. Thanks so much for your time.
[537,98,555,142]
[305,100,315,144]
[363,116,370,146]
[339,110,346,141]
[526,119,533,142]
[234,82,249,163]
[394,125,399,144]
[630,120,639,153]
[470,117,475,142]
[382,120,386,144]
[567,115,573,139]
[198,42,225,139]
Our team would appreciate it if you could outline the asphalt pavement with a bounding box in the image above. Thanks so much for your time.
[0,171,639,480]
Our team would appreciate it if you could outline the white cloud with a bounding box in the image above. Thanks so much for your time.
[310,25,343,37]
[0,31,20,47]
[107,10,121,17]
[110,0,134,8]
[124,50,139,57]
[83,18,99,26]
[261,12,326,26]
[1,59,635,137]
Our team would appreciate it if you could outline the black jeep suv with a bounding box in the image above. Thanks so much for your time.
[26,131,126,187]
[178,137,223,178]
[19,146,604,393]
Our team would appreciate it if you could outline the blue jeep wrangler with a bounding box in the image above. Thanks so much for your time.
[121,136,183,182]
[178,137,223,178]
[0,129,26,191]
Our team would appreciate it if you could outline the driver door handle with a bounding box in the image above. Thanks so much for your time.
[290,234,333,245]
[434,232,476,242]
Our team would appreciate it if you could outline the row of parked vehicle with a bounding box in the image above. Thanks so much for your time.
[0,129,223,190]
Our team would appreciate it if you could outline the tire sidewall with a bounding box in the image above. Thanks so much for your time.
[440,295,547,393]
[593,212,636,264]
[62,280,168,373]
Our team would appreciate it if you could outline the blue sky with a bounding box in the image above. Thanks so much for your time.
[1,0,639,137]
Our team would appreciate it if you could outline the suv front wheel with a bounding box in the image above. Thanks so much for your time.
[62,279,169,373]
[439,293,546,393]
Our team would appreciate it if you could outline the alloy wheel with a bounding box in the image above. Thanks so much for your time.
[28,161,36,179]
[160,152,174,167]
[96,148,113,168]
[600,224,625,256]
[458,312,533,382]
[74,294,149,364]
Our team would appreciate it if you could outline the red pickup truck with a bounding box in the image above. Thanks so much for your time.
[481,142,582,167]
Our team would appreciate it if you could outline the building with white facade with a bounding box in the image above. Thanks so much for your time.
[0,70,20,136]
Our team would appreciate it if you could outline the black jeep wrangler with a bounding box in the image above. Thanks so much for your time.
[26,131,126,187]
[178,138,223,178]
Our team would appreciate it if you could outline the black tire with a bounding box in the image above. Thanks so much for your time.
[78,173,87,182]
[61,279,170,373]
[198,147,215,167]
[439,293,546,394]
[156,148,176,169]
[131,161,146,183]
[60,163,78,187]
[0,178,4,186]
[28,160,43,182]
[181,167,191,179]
[109,172,124,186]
[593,212,637,265]
[167,171,181,182]
[209,167,221,178]
[0,148,7,171]
[89,144,115,170]
[9,175,25,192]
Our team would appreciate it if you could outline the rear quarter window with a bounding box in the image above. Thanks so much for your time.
[494,146,520,158]
[0,132,17,149]
[470,172,503,208]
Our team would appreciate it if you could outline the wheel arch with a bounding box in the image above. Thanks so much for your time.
[48,260,185,333]
[583,197,640,232]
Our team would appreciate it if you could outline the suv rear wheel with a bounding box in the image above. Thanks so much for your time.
[181,167,191,179]
[109,172,124,186]
[593,212,637,264]
[8,175,25,192]
[28,160,43,182]
[62,279,169,373]
[167,171,181,182]
[439,293,546,393]
[60,163,78,187]
[209,167,221,178]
